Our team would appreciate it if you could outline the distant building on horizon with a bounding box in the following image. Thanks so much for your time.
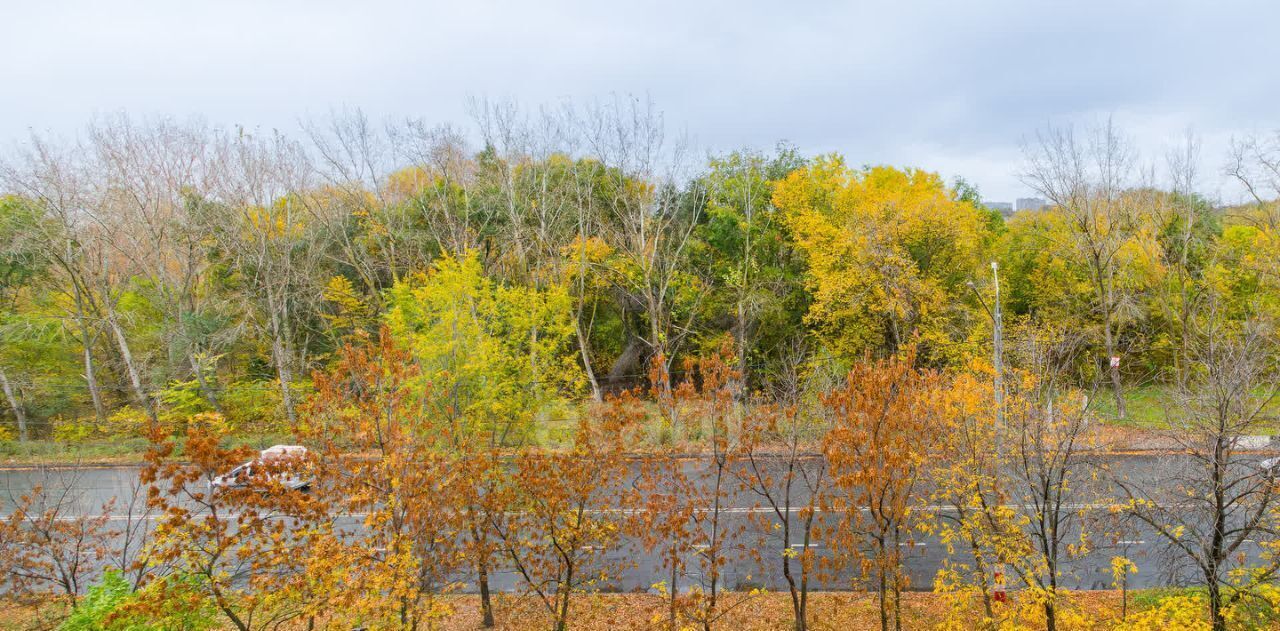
[1016,197,1048,212]
[983,201,1014,216]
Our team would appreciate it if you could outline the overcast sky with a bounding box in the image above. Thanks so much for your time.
[4,0,1278,201]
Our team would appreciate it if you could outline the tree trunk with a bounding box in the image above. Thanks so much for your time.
[1209,434,1227,631]
[781,504,808,631]
[604,330,646,389]
[669,555,679,631]
[704,465,725,631]
[878,567,889,631]
[82,341,107,423]
[783,545,801,631]
[477,556,495,628]
[0,366,27,441]
[1044,522,1059,631]
[575,321,601,401]
[266,289,298,427]
[573,213,602,401]
[735,297,749,399]
[736,207,752,399]
[1208,578,1225,631]
[892,528,902,631]
[648,293,671,398]
[106,305,158,427]
[970,534,994,620]
[71,284,108,424]
[1121,577,1128,620]
[555,567,573,631]
[1102,290,1126,419]
[797,512,813,631]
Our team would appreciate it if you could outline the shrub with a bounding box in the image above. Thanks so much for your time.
[1116,594,1210,630]
[50,415,101,443]
[59,570,218,631]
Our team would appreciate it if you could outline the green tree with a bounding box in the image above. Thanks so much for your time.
[0,195,46,440]
[690,146,807,393]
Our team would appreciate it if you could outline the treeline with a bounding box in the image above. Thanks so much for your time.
[0,100,1279,439]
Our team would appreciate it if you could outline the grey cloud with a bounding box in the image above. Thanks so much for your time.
[3,0,1278,201]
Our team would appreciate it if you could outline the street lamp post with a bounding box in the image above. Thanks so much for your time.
[968,261,1005,442]
[991,261,1003,437]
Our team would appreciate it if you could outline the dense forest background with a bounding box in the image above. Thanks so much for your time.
[0,98,1277,443]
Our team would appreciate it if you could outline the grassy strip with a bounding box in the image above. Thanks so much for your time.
[1093,384,1280,432]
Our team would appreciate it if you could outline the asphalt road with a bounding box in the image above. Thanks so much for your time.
[0,454,1266,594]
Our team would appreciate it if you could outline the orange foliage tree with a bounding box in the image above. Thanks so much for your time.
[633,378,701,630]
[823,352,945,631]
[635,341,752,631]
[735,400,829,631]
[141,418,329,631]
[303,328,464,628]
[496,395,641,631]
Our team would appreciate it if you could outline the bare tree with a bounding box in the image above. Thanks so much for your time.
[1022,120,1146,418]
[0,137,111,424]
[86,116,229,415]
[1001,330,1097,631]
[390,119,491,259]
[579,96,704,389]
[1115,310,1280,631]
[470,98,578,282]
[1227,129,1280,209]
[110,475,165,590]
[0,466,114,608]
[303,108,410,300]
[204,128,322,427]
[735,402,828,631]
[1227,130,1280,290]
[1154,131,1215,388]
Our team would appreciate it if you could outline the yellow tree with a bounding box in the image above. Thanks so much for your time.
[929,367,1029,629]
[931,330,1100,631]
[772,157,990,361]
[383,251,582,627]
[1001,333,1098,631]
